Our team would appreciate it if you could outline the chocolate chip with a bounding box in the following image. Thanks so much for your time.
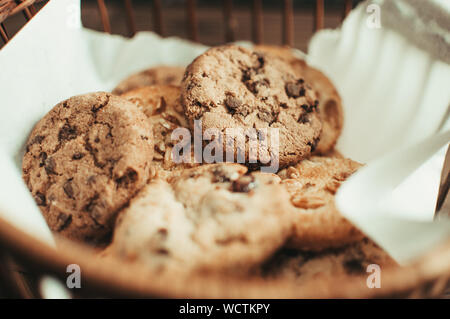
[307,137,320,152]
[224,95,242,114]
[241,69,251,83]
[44,157,56,175]
[163,114,181,126]
[160,97,167,111]
[39,152,47,167]
[307,141,316,152]
[245,79,269,94]
[63,179,74,199]
[58,123,78,141]
[26,135,45,152]
[84,194,99,213]
[157,228,168,237]
[194,100,204,109]
[94,137,100,143]
[87,175,96,184]
[245,81,257,94]
[57,213,72,231]
[115,169,138,188]
[182,70,189,81]
[188,172,200,179]
[212,167,231,183]
[232,175,256,193]
[91,97,109,113]
[34,192,46,206]
[257,110,276,124]
[344,258,365,274]
[187,80,202,91]
[156,248,170,255]
[255,52,265,68]
[299,87,306,97]
[242,68,264,94]
[301,104,316,113]
[285,82,302,98]
[33,135,45,144]
[72,153,84,160]
[298,113,310,124]
[246,163,261,172]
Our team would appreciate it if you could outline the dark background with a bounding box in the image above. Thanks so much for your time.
[2,0,364,51]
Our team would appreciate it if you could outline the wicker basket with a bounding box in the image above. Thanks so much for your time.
[0,0,449,299]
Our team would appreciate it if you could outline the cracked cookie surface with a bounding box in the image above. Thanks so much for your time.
[278,155,364,251]
[254,45,344,155]
[122,85,199,180]
[113,65,185,95]
[181,45,322,169]
[22,92,154,243]
[108,163,292,274]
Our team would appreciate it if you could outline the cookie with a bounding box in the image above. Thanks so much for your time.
[122,85,198,179]
[181,45,322,169]
[254,45,344,155]
[278,156,364,251]
[112,65,185,95]
[108,163,293,274]
[22,92,154,243]
[260,239,396,285]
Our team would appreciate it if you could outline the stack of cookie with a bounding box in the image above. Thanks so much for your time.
[22,45,395,283]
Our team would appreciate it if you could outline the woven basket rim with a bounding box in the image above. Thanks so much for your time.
[0,215,449,298]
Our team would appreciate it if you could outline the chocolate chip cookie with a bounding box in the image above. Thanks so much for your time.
[22,92,154,243]
[122,85,198,179]
[112,65,185,95]
[278,156,364,251]
[109,163,293,274]
[261,238,396,285]
[181,45,322,169]
[254,45,343,155]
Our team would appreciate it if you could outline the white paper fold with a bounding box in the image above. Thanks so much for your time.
[336,130,450,263]
[0,0,448,263]
[308,0,450,262]
[308,0,450,163]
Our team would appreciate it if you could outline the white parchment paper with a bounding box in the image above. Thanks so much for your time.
[308,0,450,263]
[0,0,448,263]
